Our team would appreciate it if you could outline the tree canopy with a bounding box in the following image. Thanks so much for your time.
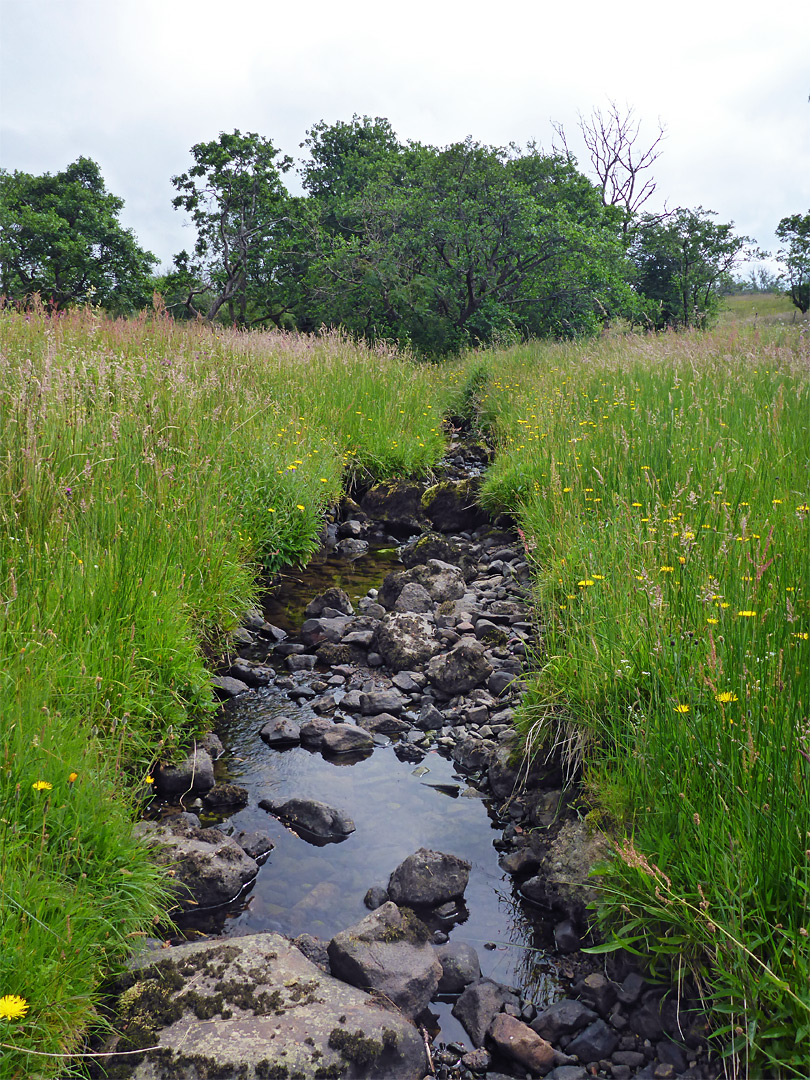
[776,211,810,314]
[0,157,157,312]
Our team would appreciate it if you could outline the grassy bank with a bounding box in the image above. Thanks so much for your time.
[480,325,810,1076]
[0,307,454,1077]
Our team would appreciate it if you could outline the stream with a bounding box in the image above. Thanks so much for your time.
[187,545,562,1046]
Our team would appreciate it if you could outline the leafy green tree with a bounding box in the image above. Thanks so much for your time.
[631,208,753,329]
[170,130,293,325]
[775,211,810,314]
[299,128,636,352]
[0,157,156,312]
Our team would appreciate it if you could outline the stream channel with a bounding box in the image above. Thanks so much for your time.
[184,544,562,1048]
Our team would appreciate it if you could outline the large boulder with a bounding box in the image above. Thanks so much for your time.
[359,480,428,532]
[387,848,471,907]
[327,902,441,1020]
[134,818,258,911]
[436,941,481,993]
[372,613,441,672]
[104,933,427,1079]
[379,561,466,610]
[305,587,354,617]
[259,797,355,843]
[321,723,375,755]
[520,819,611,914]
[427,638,493,696]
[452,978,519,1047]
[421,478,488,532]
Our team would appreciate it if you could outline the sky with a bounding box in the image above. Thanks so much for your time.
[1,0,808,275]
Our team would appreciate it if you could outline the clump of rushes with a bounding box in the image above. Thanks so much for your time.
[0,306,453,1076]
[480,325,810,1076]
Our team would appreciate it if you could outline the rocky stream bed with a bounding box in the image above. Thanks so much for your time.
[95,437,720,1080]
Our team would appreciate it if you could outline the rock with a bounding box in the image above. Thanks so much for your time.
[359,480,428,532]
[305,587,354,617]
[394,581,434,613]
[301,615,354,646]
[474,618,510,646]
[553,919,581,953]
[426,639,493,696]
[287,653,317,672]
[436,941,481,993]
[258,797,355,843]
[198,732,224,760]
[421,479,488,532]
[298,716,333,747]
[452,736,497,773]
[487,1013,556,1075]
[577,972,618,1015]
[360,688,407,715]
[109,933,426,1079]
[546,1068,588,1080]
[358,712,411,735]
[372,612,441,671]
[336,537,369,559]
[487,744,522,799]
[565,1017,618,1062]
[210,674,249,698]
[387,848,471,906]
[531,999,599,1042]
[521,819,611,913]
[133,818,258,910]
[364,886,389,910]
[452,979,517,1047]
[416,702,445,730]
[202,783,249,812]
[232,830,274,862]
[226,660,274,687]
[327,902,441,1020]
[155,748,215,798]
[407,560,468,603]
[488,669,517,696]
[461,1047,492,1074]
[259,715,302,747]
[321,723,374,754]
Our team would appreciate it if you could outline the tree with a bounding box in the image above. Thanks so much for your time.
[170,131,293,325]
[0,158,156,312]
[631,208,754,329]
[554,101,665,236]
[775,211,810,314]
[297,126,638,352]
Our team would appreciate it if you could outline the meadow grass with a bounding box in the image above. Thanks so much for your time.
[719,292,804,328]
[0,306,454,1077]
[480,324,810,1076]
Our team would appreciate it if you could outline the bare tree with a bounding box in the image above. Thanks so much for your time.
[553,101,666,235]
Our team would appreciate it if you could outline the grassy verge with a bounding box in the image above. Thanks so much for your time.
[0,306,453,1077]
[479,326,810,1076]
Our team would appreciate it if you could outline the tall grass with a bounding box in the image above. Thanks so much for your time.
[0,305,452,1076]
[480,325,810,1076]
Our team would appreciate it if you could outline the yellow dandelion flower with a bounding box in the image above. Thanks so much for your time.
[707,618,719,625]
[737,610,757,618]
[32,780,52,792]
[632,502,642,507]
[592,574,605,580]
[793,632,808,640]
[674,704,690,714]
[577,580,595,587]
[68,772,78,783]
[715,692,739,703]
[772,499,782,505]
[145,775,155,785]
[319,478,328,483]
[0,994,28,1020]
[660,566,674,573]
[296,504,305,511]
[268,507,276,513]
[562,487,572,493]
[678,557,686,564]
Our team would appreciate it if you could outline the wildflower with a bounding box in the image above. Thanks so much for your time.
[793,632,808,640]
[296,505,305,511]
[592,574,605,580]
[707,618,719,625]
[267,508,276,513]
[0,995,28,1021]
[577,580,595,587]
[674,704,690,714]
[678,557,686,564]
[32,780,52,792]
[715,692,739,703]
[772,499,782,505]
[737,611,757,618]
[660,566,674,573]
[145,775,154,785]
[632,502,642,507]
[562,487,572,493]
[319,478,328,483]
[68,772,78,783]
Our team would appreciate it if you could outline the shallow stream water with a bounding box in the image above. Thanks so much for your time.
[195,546,561,1044]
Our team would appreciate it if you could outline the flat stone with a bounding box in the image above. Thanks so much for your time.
[358,712,411,735]
[259,715,302,747]
[211,674,250,699]
[321,723,374,754]
[436,941,481,993]
[115,933,426,1079]
[565,1018,618,1062]
[360,689,407,715]
[531,999,599,1042]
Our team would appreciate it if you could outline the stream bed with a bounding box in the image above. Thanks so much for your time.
[190,545,561,1046]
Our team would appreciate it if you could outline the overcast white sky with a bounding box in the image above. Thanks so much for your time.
[1,0,808,273]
